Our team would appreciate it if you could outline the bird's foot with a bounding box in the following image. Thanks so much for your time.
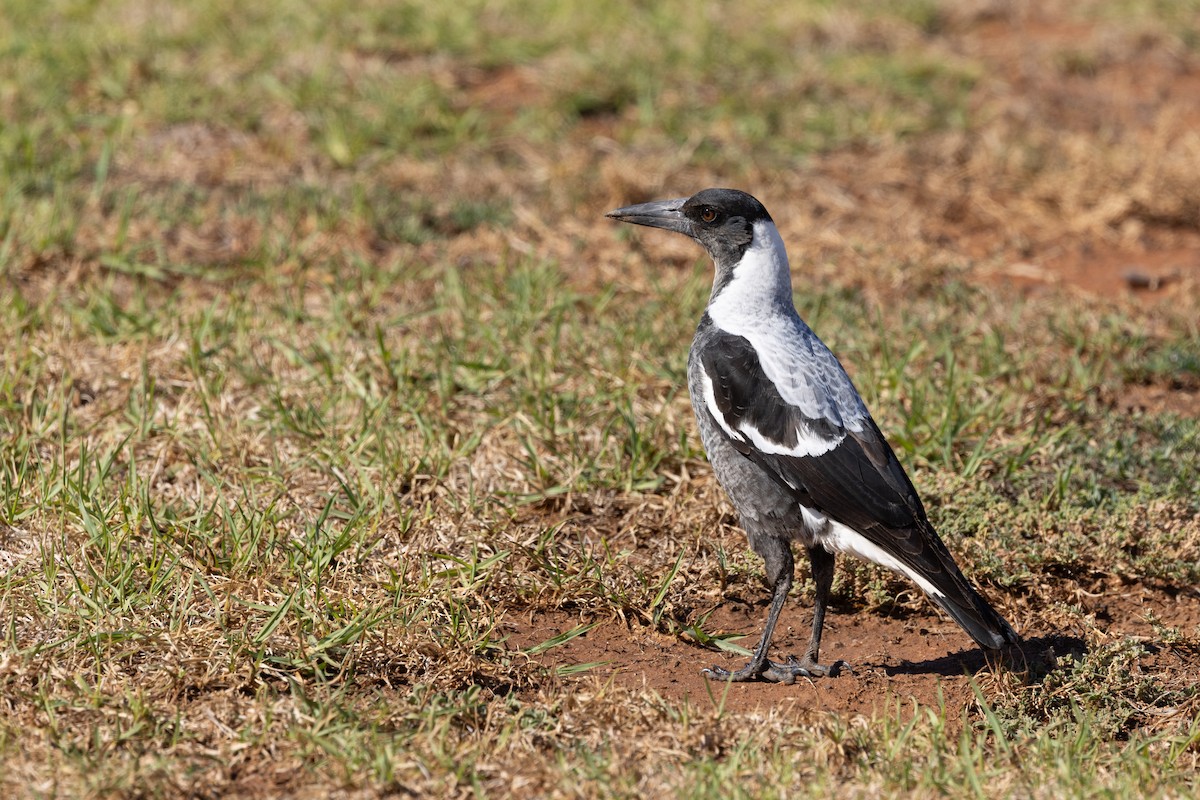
[702,655,849,685]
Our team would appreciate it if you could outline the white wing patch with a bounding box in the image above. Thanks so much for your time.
[801,506,945,600]
[737,414,844,458]
[699,370,739,441]
[700,372,845,458]
[706,220,869,433]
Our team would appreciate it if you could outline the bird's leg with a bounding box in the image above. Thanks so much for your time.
[703,543,792,683]
[703,541,846,684]
[749,545,847,683]
[780,545,849,678]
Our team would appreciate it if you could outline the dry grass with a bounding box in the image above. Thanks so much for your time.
[2,0,1200,797]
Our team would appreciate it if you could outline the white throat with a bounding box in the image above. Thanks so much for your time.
[706,221,794,317]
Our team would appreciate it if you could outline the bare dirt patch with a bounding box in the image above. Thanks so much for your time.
[994,239,1200,302]
[504,581,1200,718]
[952,13,1200,305]
[505,606,984,718]
[1120,384,1200,417]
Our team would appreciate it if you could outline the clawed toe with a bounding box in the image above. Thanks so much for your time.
[781,656,850,679]
[703,656,850,684]
[701,664,758,682]
[762,656,846,683]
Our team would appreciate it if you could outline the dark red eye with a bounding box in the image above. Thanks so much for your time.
[700,208,717,223]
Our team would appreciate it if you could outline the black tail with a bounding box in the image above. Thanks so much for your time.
[929,581,1020,650]
[886,518,1021,650]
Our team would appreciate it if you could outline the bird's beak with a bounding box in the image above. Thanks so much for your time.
[605,198,693,236]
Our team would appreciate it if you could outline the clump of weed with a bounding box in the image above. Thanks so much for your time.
[988,628,1200,743]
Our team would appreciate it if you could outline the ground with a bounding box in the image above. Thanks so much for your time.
[1,1,1199,797]
[505,581,1200,719]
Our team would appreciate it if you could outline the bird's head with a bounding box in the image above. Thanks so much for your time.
[606,188,774,268]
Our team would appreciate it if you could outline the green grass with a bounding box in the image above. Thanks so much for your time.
[2,0,1200,797]
[3,243,1198,795]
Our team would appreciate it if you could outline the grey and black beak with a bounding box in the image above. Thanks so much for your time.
[605,198,693,236]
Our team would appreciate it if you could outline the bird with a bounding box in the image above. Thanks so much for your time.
[606,188,1019,683]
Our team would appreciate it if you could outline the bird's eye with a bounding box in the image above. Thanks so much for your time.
[700,208,717,223]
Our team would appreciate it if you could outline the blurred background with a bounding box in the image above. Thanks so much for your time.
[5,0,1198,298]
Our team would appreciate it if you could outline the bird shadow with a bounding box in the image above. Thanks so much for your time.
[879,634,1087,680]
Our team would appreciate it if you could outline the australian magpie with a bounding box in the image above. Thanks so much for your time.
[607,188,1019,683]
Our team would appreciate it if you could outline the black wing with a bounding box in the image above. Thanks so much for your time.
[699,329,927,535]
[699,329,1019,648]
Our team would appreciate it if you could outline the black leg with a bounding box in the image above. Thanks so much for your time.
[703,545,793,682]
[788,544,848,677]
[703,540,847,684]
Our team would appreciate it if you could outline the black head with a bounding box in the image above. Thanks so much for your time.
[606,188,773,267]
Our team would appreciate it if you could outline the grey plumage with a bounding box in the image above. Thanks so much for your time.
[607,188,1018,683]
